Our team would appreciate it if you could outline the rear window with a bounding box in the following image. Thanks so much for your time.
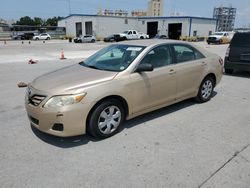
[231,33,250,46]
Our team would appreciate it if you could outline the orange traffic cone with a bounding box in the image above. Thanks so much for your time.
[60,50,66,60]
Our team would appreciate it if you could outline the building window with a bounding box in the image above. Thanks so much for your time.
[125,19,128,24]
[209,31,212,35]
[142,21,145,25]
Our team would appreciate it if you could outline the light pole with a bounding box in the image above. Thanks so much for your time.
[68,0,71,15]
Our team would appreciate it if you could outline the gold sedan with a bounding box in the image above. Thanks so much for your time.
[25,40,223,139]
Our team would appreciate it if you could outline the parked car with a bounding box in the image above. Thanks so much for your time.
[74,35,96,43]
[12,33,34,40]
[25,40,223,139]
[224,32,250,74]
[104,34,122,42]
[33,33,51,40]
[12,34,25,40]
[154,34,169,39]
[207,32,234,44]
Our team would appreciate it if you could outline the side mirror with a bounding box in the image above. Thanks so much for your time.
[136,63,154,72]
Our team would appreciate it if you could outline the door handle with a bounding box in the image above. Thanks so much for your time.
[169,69,176,75]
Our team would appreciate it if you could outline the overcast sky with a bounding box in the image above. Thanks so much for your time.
[0,0,250,27]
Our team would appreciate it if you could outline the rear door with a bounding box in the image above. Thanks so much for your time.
[170,44,207,100]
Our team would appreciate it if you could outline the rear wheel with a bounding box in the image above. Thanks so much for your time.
[225,68,234,74]
[87,99,125,139]
[91,39,95,43]
[195,77,214,103]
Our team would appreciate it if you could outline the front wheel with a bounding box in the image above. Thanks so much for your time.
[195,77,214,103]
[87,99,125,139]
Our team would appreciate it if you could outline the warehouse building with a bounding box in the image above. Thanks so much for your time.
[58,14,217,39]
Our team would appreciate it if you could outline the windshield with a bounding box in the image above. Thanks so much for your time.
[123,31,129,34]
[213,33,224,35]
[79,44,146,72]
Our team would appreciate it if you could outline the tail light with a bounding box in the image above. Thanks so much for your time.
[219,57,223,65]
[225,47,230,57]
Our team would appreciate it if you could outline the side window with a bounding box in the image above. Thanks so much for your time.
[140,45,172,68]
[128,31,132,35]
[173,45,204,63]
[133,31,136,34]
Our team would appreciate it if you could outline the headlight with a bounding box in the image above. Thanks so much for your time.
[44,93,86,108]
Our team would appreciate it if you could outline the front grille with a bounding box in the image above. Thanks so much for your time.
[29,95,46,106]
[208,37,216,40]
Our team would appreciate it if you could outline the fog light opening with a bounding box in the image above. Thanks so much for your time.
[52,123,64,131]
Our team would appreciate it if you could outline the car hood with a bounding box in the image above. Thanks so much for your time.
[31,64,118,94]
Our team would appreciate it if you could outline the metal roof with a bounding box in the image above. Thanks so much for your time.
[60,14,217,21]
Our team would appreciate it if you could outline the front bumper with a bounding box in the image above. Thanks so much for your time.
[25,94,90,137]
[207,38,220,44]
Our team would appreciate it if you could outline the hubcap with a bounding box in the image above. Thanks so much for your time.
[201,80,213,99]
[98,106,121,135]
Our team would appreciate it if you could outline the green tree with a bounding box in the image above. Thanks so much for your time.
[33,17,45,26]
[15,16,35,25]
[46,16,63,26]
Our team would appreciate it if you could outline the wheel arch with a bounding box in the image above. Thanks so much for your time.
[86,95,129,127]
[204,73,216,85]
[197,73,217,95]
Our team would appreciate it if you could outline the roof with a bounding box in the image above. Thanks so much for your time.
[116,39,192,47]
[59,14,217,22]
[115,39,213,57]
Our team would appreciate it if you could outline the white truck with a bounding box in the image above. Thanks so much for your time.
[207,31,235,44]
[118,30,149,40]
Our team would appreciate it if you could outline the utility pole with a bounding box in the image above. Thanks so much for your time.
[68,0,71,15]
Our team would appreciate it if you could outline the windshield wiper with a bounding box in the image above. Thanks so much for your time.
[87,65,100,70]
[79,62,101,70]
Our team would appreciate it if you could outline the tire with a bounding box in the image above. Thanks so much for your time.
[35,38,39,40]
[225,68,233,74]
[195,77,215,103]
[140,36,144,39]
[87,99,125,139]
[219,39,223,44]
[91,39,95,43]
[207,42,210,45]
[46,37,50,40]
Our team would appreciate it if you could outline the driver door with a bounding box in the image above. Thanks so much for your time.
[128,45,177,114]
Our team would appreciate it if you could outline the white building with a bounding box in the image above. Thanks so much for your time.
[147,0,164,17]
[58,14,217,39]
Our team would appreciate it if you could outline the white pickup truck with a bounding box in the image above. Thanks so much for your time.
[118,30,149,40]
